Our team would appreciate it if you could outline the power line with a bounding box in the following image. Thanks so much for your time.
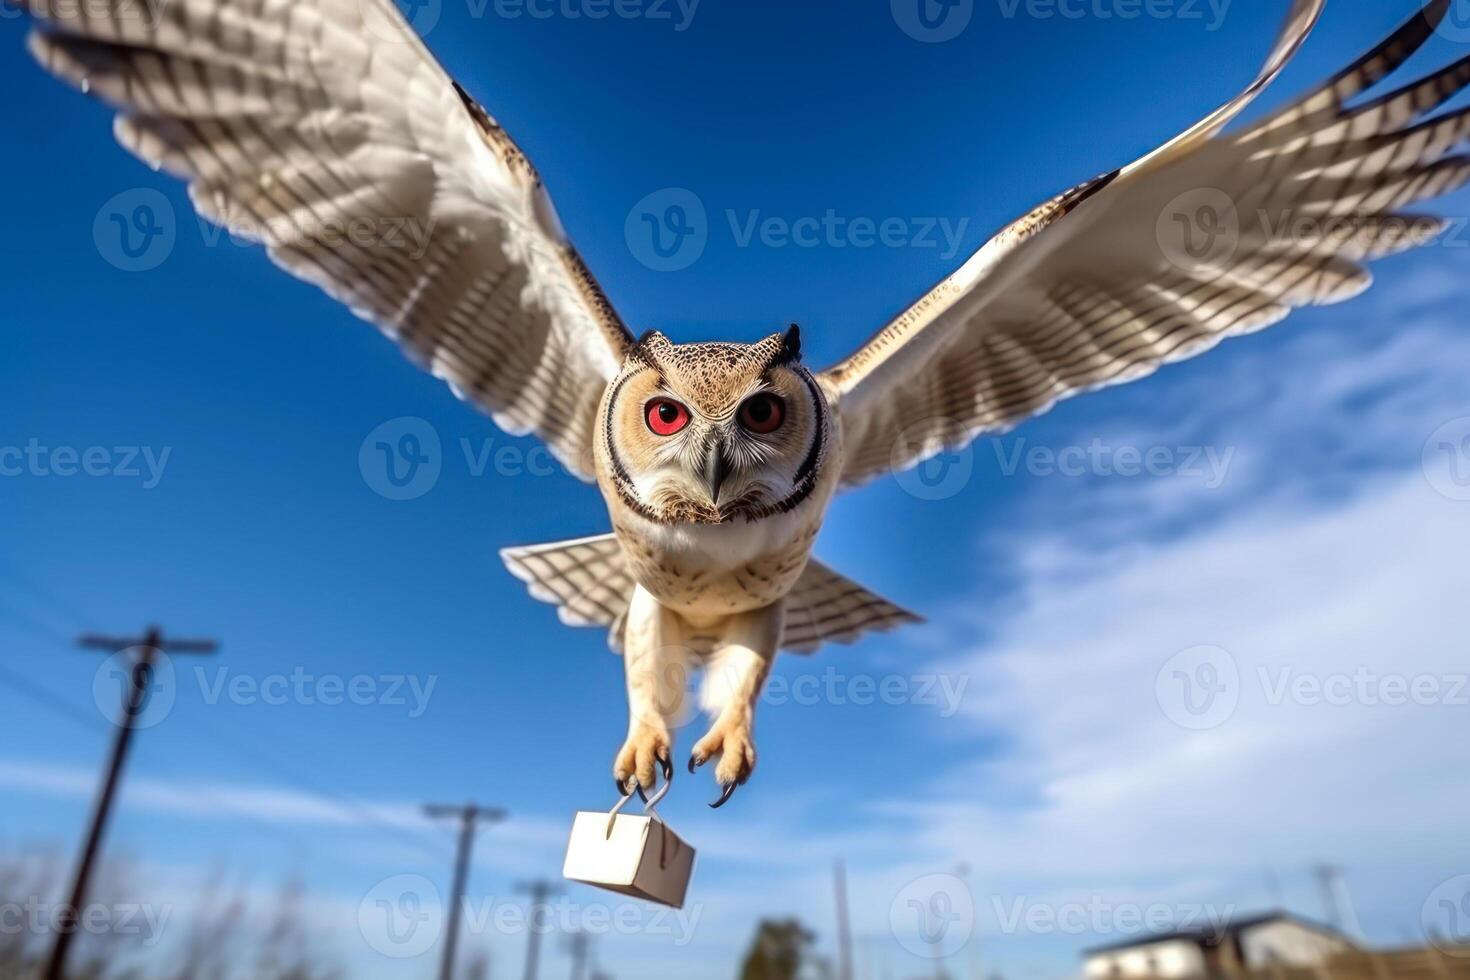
[0,571,94,629]
[0,660,105,731]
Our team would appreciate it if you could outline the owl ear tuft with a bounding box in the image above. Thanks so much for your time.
[774,323,802,365]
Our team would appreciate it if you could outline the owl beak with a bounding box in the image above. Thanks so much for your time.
[703,440,731,504]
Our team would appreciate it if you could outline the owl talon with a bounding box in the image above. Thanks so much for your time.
[614,724,673,798]
[710,781,739,809]
[691,719,755,809]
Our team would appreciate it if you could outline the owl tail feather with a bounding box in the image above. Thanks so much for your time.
[499,533,921,655]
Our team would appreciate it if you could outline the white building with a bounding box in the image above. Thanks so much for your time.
[1082,912,1353,978]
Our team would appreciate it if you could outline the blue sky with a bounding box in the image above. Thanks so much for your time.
[3,0,1470,977]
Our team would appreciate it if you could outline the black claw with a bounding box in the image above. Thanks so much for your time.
[659,754,674,783]
[615,776,632,798]
[710,781,738,809]
[688,754,705,774]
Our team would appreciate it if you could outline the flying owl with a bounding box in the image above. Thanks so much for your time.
[18,0,1470,805]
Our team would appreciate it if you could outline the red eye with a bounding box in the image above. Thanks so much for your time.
[738,394,785,434]
[645,398,690,436]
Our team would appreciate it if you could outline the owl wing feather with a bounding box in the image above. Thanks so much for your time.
[822,0,1470,488]
[22,0,632,480]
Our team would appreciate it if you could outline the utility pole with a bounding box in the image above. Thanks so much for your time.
[564,930,592,980]
[517,879,562,980]
[425,803,506,980]
[834,859,854,980]
[45,626,218,980]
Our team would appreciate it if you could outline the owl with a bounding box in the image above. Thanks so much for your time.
[19,0,1470,805]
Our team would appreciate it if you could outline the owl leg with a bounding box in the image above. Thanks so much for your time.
[614,585,691,796]
[689,601,783,807]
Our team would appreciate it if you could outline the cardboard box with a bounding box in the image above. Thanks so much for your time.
[563,806,695,909]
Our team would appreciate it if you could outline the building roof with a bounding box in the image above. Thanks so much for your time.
[1082,910,1351,957]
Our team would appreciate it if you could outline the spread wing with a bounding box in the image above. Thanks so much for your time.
[22,0,634,480]
[824,0,1470,488]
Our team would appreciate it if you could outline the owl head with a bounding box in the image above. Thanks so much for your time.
[598,325,829,525]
